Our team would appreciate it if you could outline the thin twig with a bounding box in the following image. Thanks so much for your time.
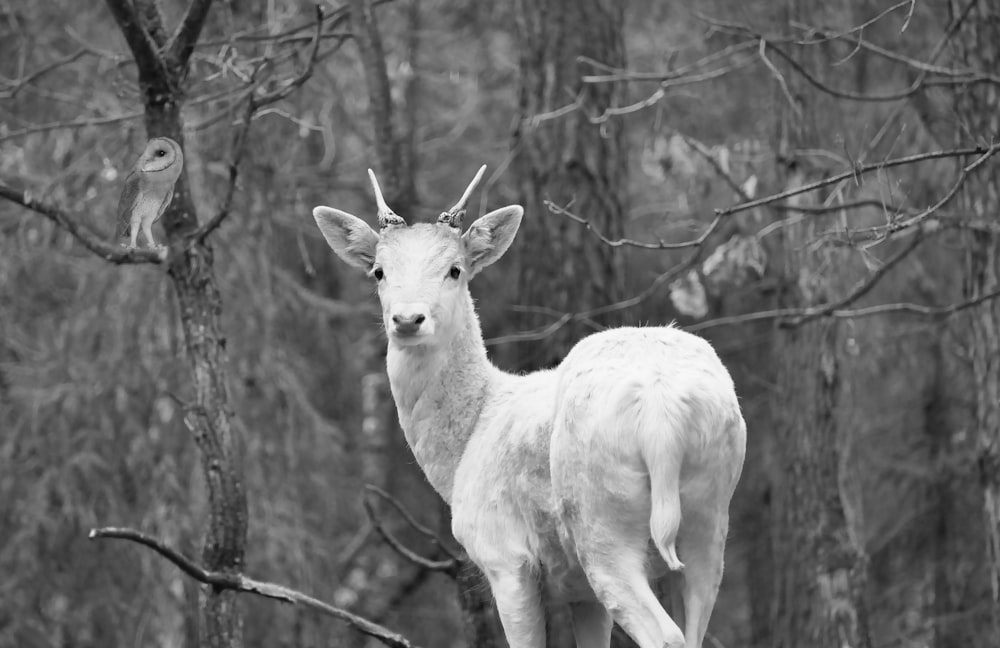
[793,0,914,45]
[0,111,144,143]
[364,485,462,562]
[546,199,722,250]
[88,527,419,648]
[782,232,927,327]
[192,5,325,244]
[580,40,758,83]
[0,49,91,98]
[590,58,754,123]
[759,39,800,117]
[362,496,459,575]
[686,288,1000,332]
[485,250,705,346]
[682,136,753,202]
[715,144,1000,219]
[272,266,377,318]
[868,145,1000,242]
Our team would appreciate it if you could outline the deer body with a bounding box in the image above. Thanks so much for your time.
[313,168,746,648]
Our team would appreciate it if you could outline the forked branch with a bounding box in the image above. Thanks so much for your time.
[89,527,420,648]
[363,484,463,575]
[168,0,217,68]
[103,0,173,88]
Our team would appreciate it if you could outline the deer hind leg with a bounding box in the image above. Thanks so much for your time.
[579,546,684,648]
[559,475,684,648]
[569,601,612,648]
[676,508,729,648]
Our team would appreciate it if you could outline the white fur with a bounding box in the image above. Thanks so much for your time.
[313,202,746,648]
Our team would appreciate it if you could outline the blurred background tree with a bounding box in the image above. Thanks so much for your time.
[1,1,998,647]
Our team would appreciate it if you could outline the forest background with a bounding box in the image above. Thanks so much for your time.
[1,1,998,647]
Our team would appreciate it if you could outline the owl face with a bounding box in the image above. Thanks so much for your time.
[138,137,182,174]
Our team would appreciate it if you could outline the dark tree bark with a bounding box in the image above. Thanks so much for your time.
[768,3,871,647]
[102,2,248,646]
[770,317,870,648]
[951,1,1000,637]
[510,0,628,370]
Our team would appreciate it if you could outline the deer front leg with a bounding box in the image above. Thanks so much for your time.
[483,562,545,648]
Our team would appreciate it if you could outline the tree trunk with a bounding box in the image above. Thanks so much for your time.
[510,0,628,371]
[771,315,869,648]
[104,2,248,645]
[768,3,870,646]
[951,1,1000,637]
[156,82,248,648]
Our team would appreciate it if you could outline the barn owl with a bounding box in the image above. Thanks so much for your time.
[115,137,183,250]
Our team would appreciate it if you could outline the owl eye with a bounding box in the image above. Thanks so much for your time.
[155,149,167,157]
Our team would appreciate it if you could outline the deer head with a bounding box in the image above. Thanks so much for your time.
[313,166,523,348]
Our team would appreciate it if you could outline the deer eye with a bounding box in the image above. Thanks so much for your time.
[373,267,384,281]
[448,266,461,280]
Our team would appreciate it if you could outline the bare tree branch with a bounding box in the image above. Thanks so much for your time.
[362,494,460,575]
[251,5,330,108]
[695,0,978,103]
[792,22,999,84]
[863,144,1000,242]
[782,232,927,327]
[0,49,91,99]
[89,527,420,648]
[715,144,1000,219]
[103,0,172,87]
[0,112,144,143]
[588,58,754,123]
[272,266,377,319]
[547,199,722,250]
[168,0,217,69]
[364,485,462,562]
[191,5,325,243]
[580,40,758,83]
[486,250,705,346]
[134,0,169,48]
[682,135,754,202]
[686,288,1000,332]
[0,182,164,264]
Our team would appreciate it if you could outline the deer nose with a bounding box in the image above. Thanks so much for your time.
[392,312,426,336]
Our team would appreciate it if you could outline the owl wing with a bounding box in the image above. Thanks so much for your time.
[115,170,140,239]
[153,185,174,225]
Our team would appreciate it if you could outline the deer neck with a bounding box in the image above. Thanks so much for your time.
[384,294,497,503]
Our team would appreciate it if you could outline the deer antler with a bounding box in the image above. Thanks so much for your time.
[368,169,406,229]
[438,165,487,229]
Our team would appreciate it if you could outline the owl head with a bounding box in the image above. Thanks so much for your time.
[138,137,183,176]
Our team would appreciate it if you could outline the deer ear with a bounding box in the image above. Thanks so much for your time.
[462,205,523,276]
[313,206,379,270]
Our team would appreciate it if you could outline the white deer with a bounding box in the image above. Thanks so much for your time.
[312,166,746,648]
